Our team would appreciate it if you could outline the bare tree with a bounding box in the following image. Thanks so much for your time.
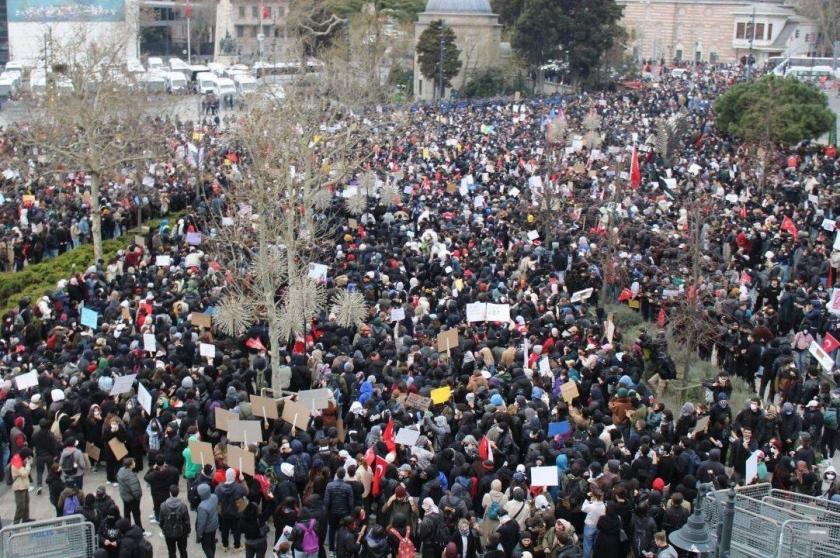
[796,0,840,56]
[13,29,167,262]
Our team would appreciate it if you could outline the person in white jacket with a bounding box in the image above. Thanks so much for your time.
[581,487,605,558]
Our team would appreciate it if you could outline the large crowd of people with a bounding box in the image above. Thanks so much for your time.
[0,61,837,558]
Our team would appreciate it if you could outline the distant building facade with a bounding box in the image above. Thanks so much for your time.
[413,0,503,101]
[617,0,818,65]
[213,0,289,61]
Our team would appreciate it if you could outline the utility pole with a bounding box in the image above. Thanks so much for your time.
[746,6,755,80]
[717,487,736,558]
[438,21,445,101]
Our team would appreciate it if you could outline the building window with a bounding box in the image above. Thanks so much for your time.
[710,51,719,63]
[251,5,258,17]
[745,22,754,40]
[236,25,244,38]
[795,29,800,39]
[736,22,745,39]
[675,49,683,61]
[767,23,773,40]
[418,80,422,95]
[250,25,257,37]
[238,5,244,17]
[755,23,764,40]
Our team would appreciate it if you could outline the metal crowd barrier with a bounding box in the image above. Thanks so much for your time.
[0,514,95,558]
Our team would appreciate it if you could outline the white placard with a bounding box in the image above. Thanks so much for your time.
[486,303,511,323]
[745,450,759,484]
[810,341,835,371]
[530,466,559,487]
[110,374,138,396]
[221,217,234,226]
[14,371,38,391]
[137,383,153,415]
[390,307,405,322]
[155,255,171,267]
[834,232,840,252]
[466,302,487,322]
[570,287,595,303]
[527,230,540,241]
[539,356,551,376]
[829,289,840,316]
[689,163,702,175]
[809,194,819,204]
[200,343,216,359]
[307,263,328,282]
[394,428,421,447]
[823,218,836,232]
[143,333,157,353]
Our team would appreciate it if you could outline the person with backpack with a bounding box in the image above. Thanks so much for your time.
[116,518,153,558]
[144,454,180,523]
[58,484,84,517]
[215,467,248,552]
[159,484,190,558]
[195,483,219,558]
[117,458,148,535]
[32,417,60,494]
[11,447,32,523]
[291,510,322,558]
[480,479,507,545]
[661,494,689,535]
[59,437,86,490]
[46,462,66,516]
[240,500,268,558]
[189,464,215,511]
[324,467,355,552]
[418,497,447,558]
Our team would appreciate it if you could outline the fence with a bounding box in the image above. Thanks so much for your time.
[0,514,95,558]
[701,483,840,558]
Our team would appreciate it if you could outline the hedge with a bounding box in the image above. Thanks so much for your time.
[0,212,183,314]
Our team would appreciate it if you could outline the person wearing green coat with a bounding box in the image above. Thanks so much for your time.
[181,434,203,481]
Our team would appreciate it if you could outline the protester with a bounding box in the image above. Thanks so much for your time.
[159,485,190,558]
[11,447,32,523]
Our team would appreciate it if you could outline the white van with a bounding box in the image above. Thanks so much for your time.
[0,77,16,97]
[196,71,219,95]
[785,65,834,81]
[207,62,226,77]
[165,71,188,93]
[29,71,46,96]
[217,77,236,98]
[234,74,258,97]
[143,73,167,93]
[147,57,165,72]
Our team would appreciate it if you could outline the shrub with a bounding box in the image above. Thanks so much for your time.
[464,68,509,99]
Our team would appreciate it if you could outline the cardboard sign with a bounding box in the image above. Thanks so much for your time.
[191,312,212,329]
[188,439,214,467]
[405,393,432,411]
[110,374,137,396]
[250,395,279,420]
[822,218,836,232]
[527,230,540,241]
[137,383,153,415]
[214,407,237,431]
[121,306,131,320]
[390,307,406,322]
[108,438,128,462]
[227,444,255,476]
[570,288,594,303]
[81,307,99,330]
[693,415,710,435]
[530,466,559,487]
[281,399,310,431]
[296,388,332,410]
[605,319,616,344]
[199,343,216,359]
[430,386,452,405]
[560,381,579,404]
[143,334,157,353]
[14,371,38,391]
[227,420,264,445]
[394,428,421,447]
[85,442,101,462]
[809,341,834,372]
[437,329,459,352]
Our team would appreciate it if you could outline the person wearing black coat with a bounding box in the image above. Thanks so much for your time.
[144,454,180,523]
[116,519,145,558]
[323,468,355,552]
[593,502,625,558]
[335,515,363,558]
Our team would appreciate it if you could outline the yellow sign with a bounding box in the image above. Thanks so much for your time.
[430,386,452,405]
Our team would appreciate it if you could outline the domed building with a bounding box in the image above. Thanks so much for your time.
[413,0,504,101]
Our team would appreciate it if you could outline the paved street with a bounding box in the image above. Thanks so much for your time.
[0,467,236,557]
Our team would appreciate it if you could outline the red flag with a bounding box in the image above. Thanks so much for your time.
[629,145,641,189]
[657,307,666,328]
[781,216,798,240]
[739,205,747,219]
[617,288,633,302]
[478,436,493,463]
[823,332,840,354]
[245,337,266,351]
[261,5,270,18]
[372,455,388,496]
[383,417,396,454]
[184,4,192,17]
[364,447,375,466]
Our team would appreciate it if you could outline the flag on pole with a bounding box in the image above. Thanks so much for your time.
[372,455,388,496]
[478,436,493,463]
[383,417,396,454]
[781,215,798,239]
[823,332,840,354]
[630,145,641,189]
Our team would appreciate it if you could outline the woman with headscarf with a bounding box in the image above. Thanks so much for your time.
[418,497,447,558]
[480,479,508,546]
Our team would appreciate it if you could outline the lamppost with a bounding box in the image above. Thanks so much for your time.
[438,21,446,101]
[669,483,736,557]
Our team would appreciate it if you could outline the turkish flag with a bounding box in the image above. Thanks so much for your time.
[618,288,633,302]
[629,145,641,189]
[372,456,388,496]
[823,332,840,354]
[478,436,493,463]
[781,215,798,240]
[262,5,270,18]
[184,4,192,17]
[245,337,266,351]
[383,417,396,454]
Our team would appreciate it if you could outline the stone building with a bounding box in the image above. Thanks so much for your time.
[617,0,818,66]
[214,0,289,61]
[413,0,503,101]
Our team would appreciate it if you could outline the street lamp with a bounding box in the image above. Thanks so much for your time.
[669,483,715,556]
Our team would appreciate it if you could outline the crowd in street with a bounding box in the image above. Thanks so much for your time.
[0,61,837,558]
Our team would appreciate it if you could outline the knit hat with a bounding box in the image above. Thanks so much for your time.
[616,387,628,398]
[652,478,665,491]
[395,484,407,498]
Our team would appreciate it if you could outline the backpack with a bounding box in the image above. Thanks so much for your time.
[685,450,701,477]
[486,496,502,520]
[63,494,81,515]
[187,478,203,509]
[562,476,587,510]
[389,527,416,558]
[826,405,839,430]
[160,504,187,539]
[61,451,78,476]
[135,537,154,558]
[299,519,319,554]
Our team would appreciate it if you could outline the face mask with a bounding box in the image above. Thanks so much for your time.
[719,401,728,408]
[459,528,469,536]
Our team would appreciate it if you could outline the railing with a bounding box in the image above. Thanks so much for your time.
[0,514,95,558]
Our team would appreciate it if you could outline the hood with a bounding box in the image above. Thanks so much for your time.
[556,453,569,472]
[161,497,183,513]
[365,530,389,549]
[188,434,199,443]
[197,483,212,501]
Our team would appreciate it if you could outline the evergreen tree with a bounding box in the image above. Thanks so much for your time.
[416,19,462,98]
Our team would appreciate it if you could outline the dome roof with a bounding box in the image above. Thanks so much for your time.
[425,0,493,13]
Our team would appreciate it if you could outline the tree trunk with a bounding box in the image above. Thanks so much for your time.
[268,317,283,393]
[90,172,103,262]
